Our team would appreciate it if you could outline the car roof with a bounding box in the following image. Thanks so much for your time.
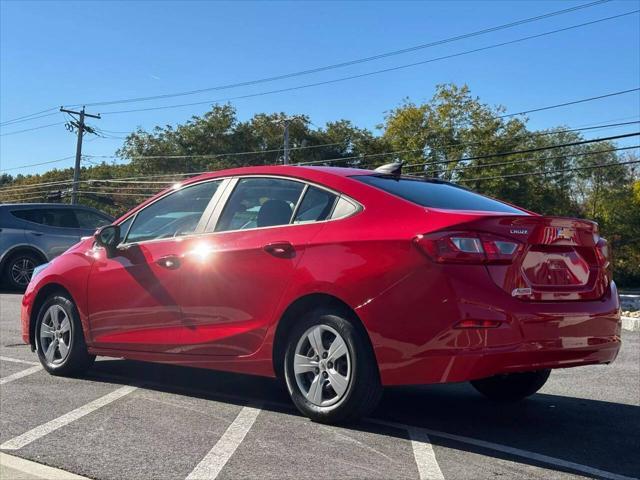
[0,203,114,219]
[178,165,373,187]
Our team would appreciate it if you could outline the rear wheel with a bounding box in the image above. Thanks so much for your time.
[3,252,40,289]
[284,308,382,424]
[35,294,95,376]
[471,369,551,402]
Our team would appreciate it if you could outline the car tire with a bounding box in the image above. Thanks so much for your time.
[35,294,96,376]
[284,308,382,424]
[470,369,551,402]
[3,252,40,290]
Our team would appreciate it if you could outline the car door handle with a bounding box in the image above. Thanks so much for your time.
[28,231,43,236]
[263,242,295,258]
[156,256,181,270]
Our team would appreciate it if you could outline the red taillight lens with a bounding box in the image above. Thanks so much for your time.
[415,231,522,264]
[455,319,503,328]
[595,237,610,269]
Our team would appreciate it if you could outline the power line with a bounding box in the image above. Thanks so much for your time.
[404,131,640,170]
[0,194,55,203]
[461,157,639,182]
[0,108,59,127]
[296,130,640,167]
[77,190,150,197]
[498,89,640,118]
[65,0,610,109]
[0,155,76,172]
[95,12,640,116]
[0,171,208,194]
[84,140,348,160]
[408,145,639,176]
[0,122,66,137]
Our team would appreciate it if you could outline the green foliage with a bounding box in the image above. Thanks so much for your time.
[1,85,638,286]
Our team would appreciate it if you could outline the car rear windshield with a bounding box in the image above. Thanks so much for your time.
[355,175,526,214]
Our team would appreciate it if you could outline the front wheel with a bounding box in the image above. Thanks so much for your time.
[471,369,551,402]
[284,308,382,424]
[35,294,95,376]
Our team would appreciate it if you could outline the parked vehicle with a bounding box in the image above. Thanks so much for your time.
[20,166,621,423]
[1,203,113,289]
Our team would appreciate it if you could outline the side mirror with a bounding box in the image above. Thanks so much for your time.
[94,224,121,253]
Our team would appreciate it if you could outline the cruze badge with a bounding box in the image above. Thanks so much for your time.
[512,287,533,297]
[510,229,528,235]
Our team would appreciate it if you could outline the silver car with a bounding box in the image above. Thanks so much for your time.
[0,203,113,289]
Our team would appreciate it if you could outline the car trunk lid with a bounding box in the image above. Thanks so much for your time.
[473,215,610,301]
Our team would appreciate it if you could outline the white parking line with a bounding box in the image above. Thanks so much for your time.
[370,419,637,480]
[407,427,445,480]
[186,405,261,480]
[0,385,137,451]
[0,365,43,385]
[0,355,40,366]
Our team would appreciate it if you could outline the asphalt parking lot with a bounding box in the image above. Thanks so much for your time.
[0,292,638,480]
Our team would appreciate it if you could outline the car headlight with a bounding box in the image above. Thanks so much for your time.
[31,262,50,281]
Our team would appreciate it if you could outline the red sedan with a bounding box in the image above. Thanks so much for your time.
[20,166,621,423]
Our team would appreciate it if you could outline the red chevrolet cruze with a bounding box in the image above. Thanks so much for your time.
[21,166,621,423]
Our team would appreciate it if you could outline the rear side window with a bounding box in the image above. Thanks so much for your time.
[355,175,525,214]
[215,178,304,232]
[293,186,337,223]
[11,208,80,227]
[11,209,42,224]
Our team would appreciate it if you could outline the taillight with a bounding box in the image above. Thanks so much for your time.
[595,237,610,269]
[414,231,522,264]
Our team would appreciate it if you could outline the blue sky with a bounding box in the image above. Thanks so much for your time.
[1,0,639,175]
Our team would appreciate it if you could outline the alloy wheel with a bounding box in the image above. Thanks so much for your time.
[10,257,35,286]
[293,324,351,407]
[39,305,73,365]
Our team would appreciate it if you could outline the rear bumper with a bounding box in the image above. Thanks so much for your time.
[380,333,620,385]
[360,264,622,386]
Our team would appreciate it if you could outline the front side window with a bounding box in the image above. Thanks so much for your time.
[125,180,221,243]
[215,178,304,232]
[75,210,111,229]
[43,209,79,228]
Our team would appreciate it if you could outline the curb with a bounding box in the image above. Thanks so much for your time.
[0,452,88,480]
[621,316,640,332]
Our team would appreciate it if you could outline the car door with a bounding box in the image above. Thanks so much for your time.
[87,179,224,353]
[175,177,337,356]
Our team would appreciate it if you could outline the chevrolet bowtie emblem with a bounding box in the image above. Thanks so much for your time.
[556,227,573,240]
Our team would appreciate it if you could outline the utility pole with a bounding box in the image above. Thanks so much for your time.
[273,115,304,165]
[283,118,291,165]
[60,106,100,204]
